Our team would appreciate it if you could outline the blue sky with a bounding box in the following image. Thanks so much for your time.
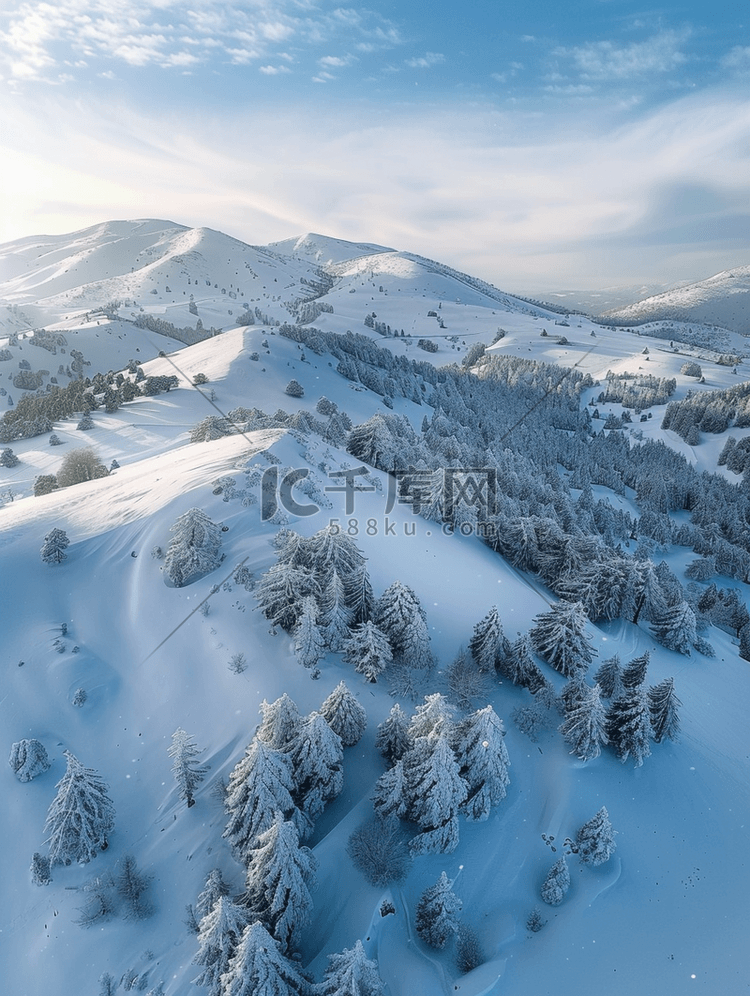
[0,0,748,291]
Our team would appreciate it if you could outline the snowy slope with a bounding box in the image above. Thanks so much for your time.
[603,264,750,334]
[0,220,749,996]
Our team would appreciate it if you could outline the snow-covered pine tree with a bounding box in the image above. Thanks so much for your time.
[453,705,511,821]
[408,692,455,740]
[592,654,622,699]
[342,620,393,683]
[319,569,353,651]
[375,703,412,764]
[294,595,325,670]
[558,673,590,715]
[606,688,652,766]
[115,853,153,920]
[317,940,385,996]
[403,732,467,855]
[164,508,222,587]
[530,600,594,678]
[447,647,487,711]
[255,562,319,633]
[44,751,115,865]
[168,727,209,807]
[468,605,509,673]
[256,693,301,751]
[650,600,698,655]
[632,558,667,624]
[648,677,681,743]
[193,894,251,996]
[559,683,609,762]
[621,651,649,689]
[219,921,310,996]
[499,632,538,688]
[287,713,344,828]
[244,813,317,953]
[194,868,230,921]
[319,681,367,746]
[223,738,297,865]
[541,855,570,906]
[343,563,375,625]
[41,527,70,564]
[375,580,432,668]
[415,871,462,949]
[371,760,409,820]
[575,806,617,866]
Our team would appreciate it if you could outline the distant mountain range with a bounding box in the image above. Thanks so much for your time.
[600,264,750,333]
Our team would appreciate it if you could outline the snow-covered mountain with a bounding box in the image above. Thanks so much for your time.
[1,221,749,996]
[602,264,750,333]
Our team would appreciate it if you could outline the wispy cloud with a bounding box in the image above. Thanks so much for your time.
[557,29,690,80]
[406,52,444,69]
[0,0,400,82]
[3,88,748,291]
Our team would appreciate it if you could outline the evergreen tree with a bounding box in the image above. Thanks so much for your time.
[530,601,594,678]
[31,852,52,886]
[371,759,409,820]
[319,681,367,746]
[317,941,384,996]
[559,684,609,762]
[164,508,222,586]
[650,600,698,655]
[287,713,344,827]
[593,655,622,699]
[375,703,412,764]
[244,814,317,953]
[255,562,319,632]
[44,751,115,865]
[415,872,462,949]
[606,688,652,766]
[621,651,649,689]
[375,580,432,668]
[294,595,325,670]
[541,855,570,906]
[632,559,667,624]
[256,693,301,751]
[220,921,310,996]
[648,677,681,743]
[193,895,251,996]
[41,527,70,564]
[403,733,467,855]
[499,632,538,688]
[115,853,153,920]
[575,806,617,866]
[453,705,511,821]
[408,692,454,740]
[223,739,296,865]
[343,563,375,625]
[319,569,353,651]
[447,647,488,711]
[195,868,230,921]
[342,620,393,683]
[468,605,509,673]
[168,727,209,808]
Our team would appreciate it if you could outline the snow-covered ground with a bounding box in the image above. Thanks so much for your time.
[1,222,748,996]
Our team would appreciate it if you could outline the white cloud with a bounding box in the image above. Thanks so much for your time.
[2,88,748,291]
[406,52,444,69]
[259,63,291,74]
[318,54,356,68]
[557,29,689,80]
[0,0,400,81]
[721,46,750,72]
